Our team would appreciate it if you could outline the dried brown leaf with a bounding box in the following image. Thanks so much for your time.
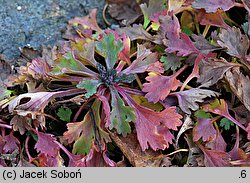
[0,55,12,81]
[196,9,230,29]
[217,27,249,59]
[192,34,221,54]
[198,58,239,86]
[167,0,187,14]
[175,115,194,147]
[243,142,250,153]
[10,115,32,135]
[184,134,203,167]
[225,67,250,112]
[116,24,160,43]
[108,1,142,25]
[19,46,41,63]
[174,88,219,114]
[110,133,171,167]
[233,105,250,126]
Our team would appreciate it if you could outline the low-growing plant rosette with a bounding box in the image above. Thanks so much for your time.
[0,0,250,167]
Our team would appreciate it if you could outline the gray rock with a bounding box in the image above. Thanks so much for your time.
[0,0,106,59]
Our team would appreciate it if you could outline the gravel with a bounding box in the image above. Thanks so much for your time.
[0,0,106,59]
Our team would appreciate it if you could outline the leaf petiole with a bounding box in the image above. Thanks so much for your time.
[89,107,102,151]
[202,25,211,38]
[72,95,96,122]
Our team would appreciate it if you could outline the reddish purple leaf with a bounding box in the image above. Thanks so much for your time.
[0,135,6,167]
[143,73,180,104]
[118,34,131,64]
[243,0,250,37]
[242,0,250,12]
[149,9,168,23]
[0,135,4,153]
[84,144,116,167]
[131,105,181,151]
[156,125,175,147]
[96,94,111,128]
[203,149,230,167]
[246,56,250,62]
[146,61,165,73]
[68,154,85,167]
[203,99,247,132]
[35,153,64,167]
[68,9,102,33]
[230,127,249,161]
[197,142,231,167]
[44,155,64,167]
[118,88,182,151]
[247,123,250,140]
[196,10,230,29]
[193,118,217,142]
[122,44,161,75]
[165,32,199,56]
[143,65,186,104]
[229,126,250,166]
[3,133,20,153]
[206,129,227,151]
[159,14,199,56]
[35,131,60,157]
[192,0,235,13]
[53,140,86,167]
[159,13,180,41]
[181,53,203,91]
